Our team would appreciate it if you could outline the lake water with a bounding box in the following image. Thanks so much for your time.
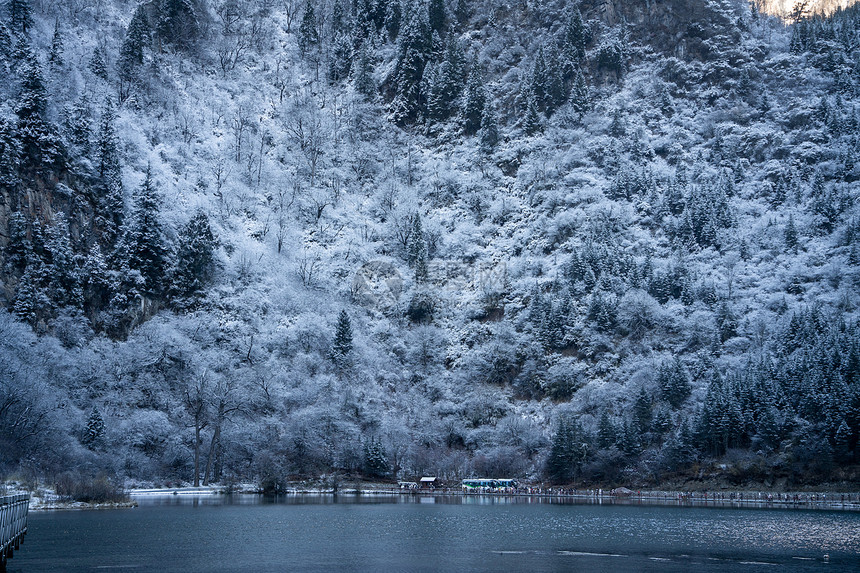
[8,494,860,572]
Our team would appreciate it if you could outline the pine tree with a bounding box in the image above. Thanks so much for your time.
[118,5,150,99]
[298,0,319,56]
[0,22,10,59]
[546,415,590,483]
[833,419,852,463]
[48,20,63,68]
[0,117,20,195]
[421,61,442,123]
[45,212,81,309]
[124,166,168,297]
[633,387,652,436]
[157,0,199,51]
[82,243,112,316]
[15,48,46,121]
[561,7,587,70]
[522,90,541,135]
[568,68,588,119]
[330,0,347,36]
[390,4,431,126]
[428,0,447,34]
[609,108,626,138]
[479,103,499,154]
[658,358,692,409]
[596,32,627,77]
[406,213,429,282]
[379,0,399,40]
[784,213,799,254]
[9,0,33,36]
[4,211,30,275]
[354,43,376,100]
[716,301,738,342]
[328,32,353,82]
[102,261,145,337]
[529,46,548,111]
[540,43,565,114]
[424,37,465,123]
[597,411,617,449]
[461,59,486,135]
[15,49,61,169]
[331,309,354,362]
[454,0,470,27]
[82,406,106,448]
[65,95,92,152]
[363,437,390,477]
[96,98,124,241]
[14,256,50,326]
[88,47,108,80]
[169,211,217,305]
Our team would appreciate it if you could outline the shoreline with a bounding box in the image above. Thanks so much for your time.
[9,483,860,512]
[123,485,860,512]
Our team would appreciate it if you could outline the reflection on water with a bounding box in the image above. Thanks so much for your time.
[11,494,860,573]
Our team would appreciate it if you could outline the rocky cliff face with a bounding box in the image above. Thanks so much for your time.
[582,0,743,58]
[757,0,856,19]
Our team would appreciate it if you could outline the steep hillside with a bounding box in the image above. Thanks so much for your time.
[1,0,859,489]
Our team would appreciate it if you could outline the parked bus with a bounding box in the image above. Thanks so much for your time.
[461,479,517,492]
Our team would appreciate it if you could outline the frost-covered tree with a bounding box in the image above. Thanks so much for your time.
[561,7,587,69]
[353,43,376,99]
[546,415,590,483]
[96,98,124,241]
[3,211,30,276]
[8,0,32,36]
[88,47,108,80]
[461,58,485,135]
[65,96,92,153]
[390,2,431,125]
[784,214,799,254]
[122,166,169,297]
[568,68,588,119]
[81,244,111,318]
[48,20,63,68]
[633,387,653,437]
[454,0,470,26]
[118,5,150,100]
[330,309,353,362]
[157,0,200,51]
[522,90,541,135]
[328,32,352,82]
[15,47,61,170]
[478,103,499,154]
[657,358,692,409]
[82,406,106,448]
[363,437,390,477]
[169,211,217,305]
[424,37,465,124]
[298,0,319,55]
[45,212,81,310]
[405,214,429,283]
[0,117,20,195]
[13,253,50,327]
[428,0,447,34]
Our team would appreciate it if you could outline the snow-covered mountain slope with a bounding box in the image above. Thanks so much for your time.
[0,0,858,488]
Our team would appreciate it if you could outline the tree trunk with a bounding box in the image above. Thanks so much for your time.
[194,424,201,487]
[203,423,221,486]
[203,399,226,485]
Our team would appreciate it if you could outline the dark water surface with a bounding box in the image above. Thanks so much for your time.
[9,494,860,572]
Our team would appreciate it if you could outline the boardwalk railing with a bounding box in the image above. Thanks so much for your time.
[0,495,29,572]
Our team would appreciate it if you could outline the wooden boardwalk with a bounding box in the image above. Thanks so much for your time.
[0,495,28,573]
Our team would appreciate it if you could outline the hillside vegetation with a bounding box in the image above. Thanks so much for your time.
[1,0,859,489]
